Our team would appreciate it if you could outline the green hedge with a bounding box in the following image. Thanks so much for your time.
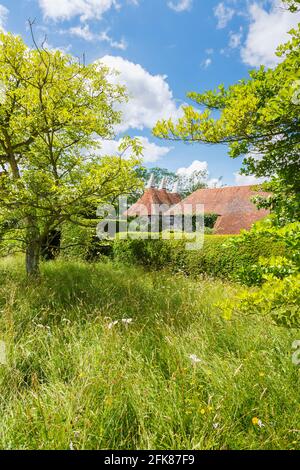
[113,235,287,281]
[60,223,287,282]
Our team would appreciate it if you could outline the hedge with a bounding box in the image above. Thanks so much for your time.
[60,223,287,282]
[112,235,287,282]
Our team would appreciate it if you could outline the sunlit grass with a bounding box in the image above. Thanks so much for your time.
[0,257,299,449]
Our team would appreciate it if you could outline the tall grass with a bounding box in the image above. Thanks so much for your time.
[0,256,299,450]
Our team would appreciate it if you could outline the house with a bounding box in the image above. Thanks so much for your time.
[125,175,181,218]
[125,177,270,235]
[165,185,270,234]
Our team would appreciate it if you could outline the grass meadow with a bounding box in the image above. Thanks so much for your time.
[0,256,299,450]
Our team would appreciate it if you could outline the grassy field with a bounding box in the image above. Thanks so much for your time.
[0,257,299,450]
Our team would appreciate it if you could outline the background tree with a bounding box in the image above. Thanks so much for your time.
[283,0,300,11]
[154,21,300,224]
[129,165,214,205]
[0,30,143,276]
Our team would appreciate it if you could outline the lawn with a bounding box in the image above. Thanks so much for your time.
[0,257,299,450]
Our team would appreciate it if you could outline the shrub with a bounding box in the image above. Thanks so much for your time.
[219,221,300,328]
[113,234,286,281]
[221,274,300,328]
[60,222,113,261]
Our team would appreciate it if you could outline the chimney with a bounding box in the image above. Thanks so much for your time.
[171,181,179,194]
[146,173,155,189]
[159,177,168,190]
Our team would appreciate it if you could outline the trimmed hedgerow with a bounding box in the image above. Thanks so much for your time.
[60,222,287,282]
[113,235,287,281]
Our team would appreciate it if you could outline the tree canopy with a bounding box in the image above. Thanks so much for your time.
[283,0,300,12]
[153,23,300,223]
[0,31,142,275]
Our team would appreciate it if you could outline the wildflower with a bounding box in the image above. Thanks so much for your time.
[200,408,206,415]
[259,372,265,377]
[73,431,80,439]
[189,354,202,365]
[121,318,133,325]
[252,417,264,428]
[69,441,74,450]
[108,320,119,329]
[213,423,220,429]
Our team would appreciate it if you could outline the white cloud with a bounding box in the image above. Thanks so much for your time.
[201,57,212,69]
[98,55,182,132]
[241,0,300,67]
[38,0,119,22]
[234,172,266,186]
[69,24,94,40]
[96,136,172,163]
[176,160,223,188]
[229,28,243,49]
[0,4,8,32]
[69,24,127,49]
[176,160,208,178]
[214,2,235,29]
[167,0,192,12]
[99,32,127,50]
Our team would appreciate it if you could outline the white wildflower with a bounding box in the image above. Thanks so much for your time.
[189,354,202,364]
[108,320,119,329]
[121,318,133,325]
[69,440,74,450]
[213,423,220,429]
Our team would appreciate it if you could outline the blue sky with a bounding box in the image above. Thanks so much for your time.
[0,0,299,186]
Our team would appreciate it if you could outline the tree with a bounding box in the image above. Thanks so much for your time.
[0,30,142,276]
[129,166,212,205]
[283,0,300,12]
[153,23,300,223]
[176,169,209,198]
[144,167,178,188]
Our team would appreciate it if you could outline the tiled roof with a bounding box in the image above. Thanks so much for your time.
[165,185,270,234]
[125,188,182,217]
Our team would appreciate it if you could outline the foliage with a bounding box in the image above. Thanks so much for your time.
[254,177,300,225]
[176,168,209,198]
[130,166,215,204]
[0,257,299,450]
[229,220,300,285]
[283,0,300,12]
[0,31,143,275]
[220,221,300,327]
[144,167,178,187]
[222,274,300,329]
[112,234,286,281]
[203,213,219,229]
[153,24,300,222]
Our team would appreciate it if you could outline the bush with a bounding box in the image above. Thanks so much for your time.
[219,221,300,328]
[221,274,300,329]
[60,222,113,261]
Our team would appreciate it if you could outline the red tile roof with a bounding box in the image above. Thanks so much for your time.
[125,188,182,217]
[165,185,270,234]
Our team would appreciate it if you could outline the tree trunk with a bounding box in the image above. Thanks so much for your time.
[25,215,41,277]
